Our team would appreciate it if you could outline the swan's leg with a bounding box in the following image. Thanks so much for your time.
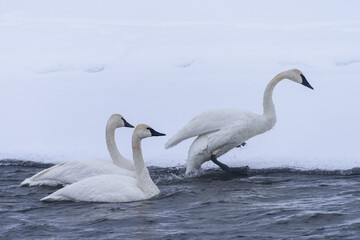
[210,155,249,174]
[210,154,231,172]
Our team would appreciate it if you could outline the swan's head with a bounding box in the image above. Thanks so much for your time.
[133,124,166,139]
[282,69,314,90]
[108,114,134,128]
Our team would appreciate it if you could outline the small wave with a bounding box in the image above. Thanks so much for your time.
[248,167,360,176]
[274,211,346,226]
[154,190,183,201]
[87,217,110,226]
[149,165,188,184]
[0,159,54,168]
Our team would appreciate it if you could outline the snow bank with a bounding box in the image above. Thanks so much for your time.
[1,0,359,169]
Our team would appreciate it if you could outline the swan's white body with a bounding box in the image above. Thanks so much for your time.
[182,109,275,173]
[165,69,313,174]
[42,124,164,203]
[41,174,145,202]
[21,114,135,187]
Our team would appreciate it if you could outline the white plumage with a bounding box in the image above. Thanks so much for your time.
[165,69,314,174]
[42,124,165,203]
[21,114,135,187]
[41,174,144,202]
[165,108,255,149]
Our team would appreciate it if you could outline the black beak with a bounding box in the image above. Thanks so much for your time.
[122,118,134,128]
[300,74,314,90]
[147,127,166,136]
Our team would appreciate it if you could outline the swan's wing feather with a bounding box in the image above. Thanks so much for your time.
[207,115,266,154]
[41,174,145,202]
[207,124,250,154]
[165,108,256,149]
[21,158,135,187]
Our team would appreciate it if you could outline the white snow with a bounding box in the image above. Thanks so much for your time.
[1,0,360,170]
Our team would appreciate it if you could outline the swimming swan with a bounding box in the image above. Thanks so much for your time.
[165,69,314,174]
[21,114,135,187]
[41,124,166,202]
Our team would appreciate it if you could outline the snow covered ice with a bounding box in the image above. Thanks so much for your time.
[0,0,360,170]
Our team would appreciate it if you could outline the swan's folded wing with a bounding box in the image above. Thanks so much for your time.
[207,124,249,154]
[165,108,254,149]
[207,116,266,154]
[21,159,135,187]
[41,174,143,202]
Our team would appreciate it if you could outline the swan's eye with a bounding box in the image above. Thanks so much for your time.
[147,127,155,134]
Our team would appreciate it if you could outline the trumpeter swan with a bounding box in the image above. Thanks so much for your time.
[21,114,135,186]
[41,124,166,202]
[165,69,314,174]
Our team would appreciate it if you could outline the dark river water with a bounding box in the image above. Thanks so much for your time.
[1,159,360,239]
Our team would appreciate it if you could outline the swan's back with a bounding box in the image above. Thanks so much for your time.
[165,108,258,148]
[21,158,135,187]
[42,174,145,202]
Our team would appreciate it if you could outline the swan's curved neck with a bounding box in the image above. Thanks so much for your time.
[132,136,160,198]
[263,73,285,124]
[106,124,133,170]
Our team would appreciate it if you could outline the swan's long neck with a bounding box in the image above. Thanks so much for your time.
[106,124,133,171]
[262,73,285,127]
[132,135,160,198]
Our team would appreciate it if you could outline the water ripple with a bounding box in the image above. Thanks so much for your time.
[2,160,360,239]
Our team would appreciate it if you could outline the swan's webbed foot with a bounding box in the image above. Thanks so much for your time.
[236,142,247,148]
[210,155,249,174]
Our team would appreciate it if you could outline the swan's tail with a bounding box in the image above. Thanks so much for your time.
[165,127,199,149]
[164,134,184,149]
[20,178,33,186]
[20,162,66,187]
[41,188,75,201]
[21,178,63,187]
[41,194,70,202]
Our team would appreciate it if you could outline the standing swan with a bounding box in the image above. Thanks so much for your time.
[41,124,166,203]
[21,114,135,187]
[165,69,314,174]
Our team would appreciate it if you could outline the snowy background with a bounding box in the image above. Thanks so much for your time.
[1,0,359,170]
